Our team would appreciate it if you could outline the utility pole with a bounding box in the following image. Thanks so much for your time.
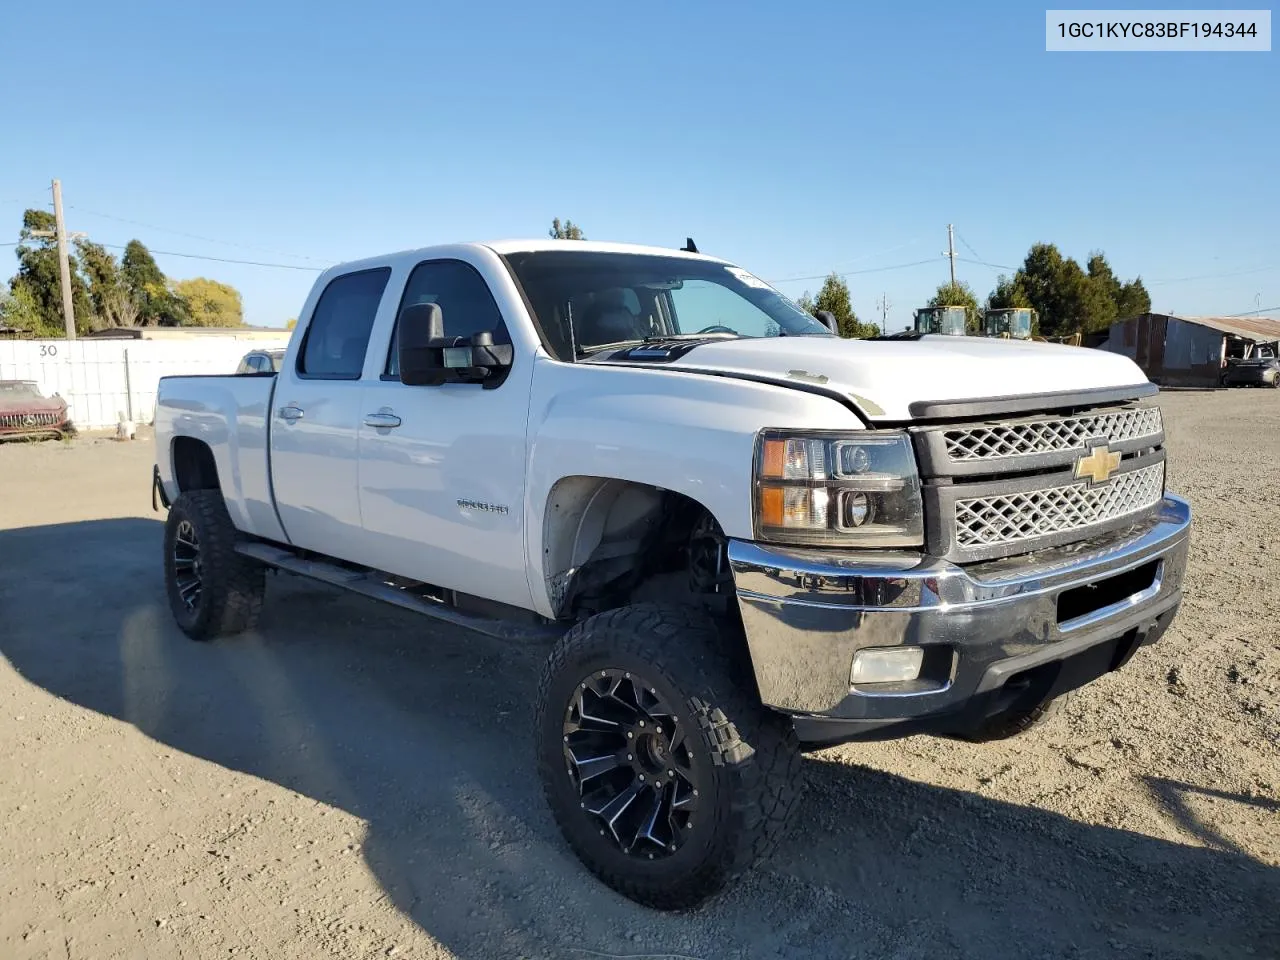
[52,180,77,340]
[31,180,78,338]
[876,293,891,336]
[945,223,957,288]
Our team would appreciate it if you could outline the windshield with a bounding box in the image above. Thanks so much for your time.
[0,381,42,399]
[502,251,829,359]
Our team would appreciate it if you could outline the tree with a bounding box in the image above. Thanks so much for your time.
[986,274,1031,311]
[172,277,244,327]
[798,273,880,338]
[0,283,44,334]
[76,239,138,329]
[8,209,93,336]
[989,244,1151,338]
[549,218,586,240]
[1114,277,1151,320]
[122,240,189,325]
[1002,243,1093,338]
[927,280,981,333]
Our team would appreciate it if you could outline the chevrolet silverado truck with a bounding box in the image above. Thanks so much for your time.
[152,239,1191,909]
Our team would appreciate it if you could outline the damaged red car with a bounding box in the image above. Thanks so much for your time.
[0,380,74,441]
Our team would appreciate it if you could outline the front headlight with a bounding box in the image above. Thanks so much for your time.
[753,429,924,547]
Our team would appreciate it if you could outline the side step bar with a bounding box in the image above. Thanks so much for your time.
[235,541,567,643]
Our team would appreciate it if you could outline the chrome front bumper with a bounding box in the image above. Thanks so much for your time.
[728,494,1191,743]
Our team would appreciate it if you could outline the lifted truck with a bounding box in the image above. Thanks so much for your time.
[152,239,1191,909]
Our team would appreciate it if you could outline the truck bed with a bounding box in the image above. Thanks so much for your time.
[154,373,286,543]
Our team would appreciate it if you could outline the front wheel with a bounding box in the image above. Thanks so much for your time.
[535,603,802,910]
[163,490,265,641]
[957,690,1074,743]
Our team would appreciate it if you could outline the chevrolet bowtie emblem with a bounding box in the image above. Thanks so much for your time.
[1075,443,1122,485]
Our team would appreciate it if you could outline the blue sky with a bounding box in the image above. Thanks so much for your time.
[2,1,1276,328]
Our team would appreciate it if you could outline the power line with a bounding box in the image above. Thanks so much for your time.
[1147,262,1278,285]
[2,237,323,270]
[68,204,335,265]
[956,231,983,261]
[95,243,325,271]
[1225,304,1280,318]
[770,258,941,284]
[956,256,1020,272]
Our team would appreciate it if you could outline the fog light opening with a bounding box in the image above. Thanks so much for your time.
[851,646,925,685]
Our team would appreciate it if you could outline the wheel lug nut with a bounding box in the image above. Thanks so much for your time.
[639,720,645,727]
[627,754,633,761]
[667,770,674,777]
[627,732,634,739]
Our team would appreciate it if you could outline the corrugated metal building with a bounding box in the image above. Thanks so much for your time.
[1101,313,1280,387]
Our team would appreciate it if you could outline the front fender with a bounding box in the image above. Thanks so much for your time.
[522,356,862,618]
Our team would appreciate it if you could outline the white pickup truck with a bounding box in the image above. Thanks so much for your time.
[153,239,1191,909]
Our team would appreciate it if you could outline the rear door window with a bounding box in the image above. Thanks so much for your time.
[299,268,392,379]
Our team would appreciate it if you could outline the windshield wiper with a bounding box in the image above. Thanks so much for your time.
[577,332,740,357]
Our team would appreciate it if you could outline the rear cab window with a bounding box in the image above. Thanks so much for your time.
[298,268,393,379]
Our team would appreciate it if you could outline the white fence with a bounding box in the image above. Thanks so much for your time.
[0,336,292,430]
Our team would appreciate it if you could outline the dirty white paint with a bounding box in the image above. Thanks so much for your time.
[0,336,291,429]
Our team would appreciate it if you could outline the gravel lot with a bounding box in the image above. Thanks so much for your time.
[0,390,1276,960]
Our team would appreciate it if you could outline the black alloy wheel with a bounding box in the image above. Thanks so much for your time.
[536,603,803,910]
[563,668,703,859]
[171,518,203,614]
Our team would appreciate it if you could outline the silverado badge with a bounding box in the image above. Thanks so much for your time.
[1074,442,1121,485]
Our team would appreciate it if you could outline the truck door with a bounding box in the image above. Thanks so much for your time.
[270,266,392,554]
[356,257,536,611]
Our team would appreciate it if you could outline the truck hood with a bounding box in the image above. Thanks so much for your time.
[592,335,1153,421]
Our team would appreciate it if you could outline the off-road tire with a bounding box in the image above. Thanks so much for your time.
[959,690,1074,743]
[163,490,265,641]
[535,602,803,910]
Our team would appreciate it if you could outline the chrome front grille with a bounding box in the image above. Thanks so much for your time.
[954,461,1166,551]
[943,406,1163,463]
[0,411,62,429]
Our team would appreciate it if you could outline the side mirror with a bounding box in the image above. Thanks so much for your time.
[816,310,839,335]
[397,302,513,388]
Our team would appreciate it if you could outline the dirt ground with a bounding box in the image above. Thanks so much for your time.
[0,390,1276,960]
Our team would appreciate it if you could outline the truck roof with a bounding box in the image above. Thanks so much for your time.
[323,239,731,277]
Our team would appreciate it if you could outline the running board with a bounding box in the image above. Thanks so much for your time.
[235,541,567,643]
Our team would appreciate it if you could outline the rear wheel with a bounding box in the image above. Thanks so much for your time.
[163,490,265,641]
[535,603,802,910]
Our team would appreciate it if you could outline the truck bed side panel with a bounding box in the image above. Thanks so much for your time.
[154,375,287,542]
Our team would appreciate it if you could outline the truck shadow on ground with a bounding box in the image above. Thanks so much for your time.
[1,518,1276,960]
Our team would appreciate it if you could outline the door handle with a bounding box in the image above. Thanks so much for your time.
[363,411,402,429]
[278,405,305,422]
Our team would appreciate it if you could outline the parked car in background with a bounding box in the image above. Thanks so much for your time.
[234,348,285,375]
[0,380,73,441]
[1221,355,1280,388]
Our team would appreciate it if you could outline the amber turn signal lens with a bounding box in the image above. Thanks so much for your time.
[761,439,786,479]
[759,485,784,527]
